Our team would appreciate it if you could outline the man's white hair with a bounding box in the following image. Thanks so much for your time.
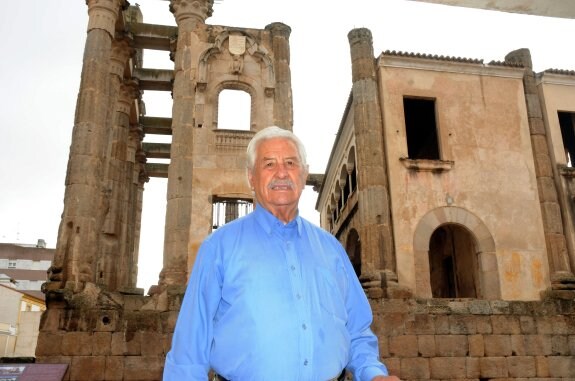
[246,126,308,170]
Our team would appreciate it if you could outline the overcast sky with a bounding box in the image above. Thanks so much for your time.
[1,0,573,290]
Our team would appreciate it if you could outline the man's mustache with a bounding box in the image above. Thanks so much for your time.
[268,180,295,189]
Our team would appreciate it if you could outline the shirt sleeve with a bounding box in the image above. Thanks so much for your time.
[163,238,222,381]
[339,244,389,381]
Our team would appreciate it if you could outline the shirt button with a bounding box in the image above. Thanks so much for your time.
[302,323,307,330]
[291,265,296,271]
[296,294,301,299]
[304,359,308,366]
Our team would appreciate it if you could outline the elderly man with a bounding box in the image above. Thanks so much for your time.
[163,126,399,381]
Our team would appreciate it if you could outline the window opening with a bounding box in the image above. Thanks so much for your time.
[217,89,251,130]
[404,97,440,160]
[8,260,16,269]
[558,111,575,167]
[212,197,253,230]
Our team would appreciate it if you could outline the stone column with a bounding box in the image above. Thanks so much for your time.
[348,28,396,293]
[161,0,214,287]
[505,49,575,288]
[96,37,137,291]
[266,22,293,129]
[48,0,123,292]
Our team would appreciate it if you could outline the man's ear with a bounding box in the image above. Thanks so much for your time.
[247,169,254,189]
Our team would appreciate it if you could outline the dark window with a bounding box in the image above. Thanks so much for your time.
[558,111,575,167]
[404,98,440,160]
[212,197,253,230]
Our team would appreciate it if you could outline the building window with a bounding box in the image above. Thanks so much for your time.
[217,89,251,130]
[559,111,575,167]
[212,197,253,230]
[8,260,16,269]
[403,97,440,160]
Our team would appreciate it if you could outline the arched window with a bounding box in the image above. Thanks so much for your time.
[345,229,361,277]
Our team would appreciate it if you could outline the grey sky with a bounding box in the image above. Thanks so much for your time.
[1,0,573,289]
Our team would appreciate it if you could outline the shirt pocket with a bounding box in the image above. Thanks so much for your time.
[314,267,347,323]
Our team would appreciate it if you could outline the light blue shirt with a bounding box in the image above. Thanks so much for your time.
[163,205,389,381]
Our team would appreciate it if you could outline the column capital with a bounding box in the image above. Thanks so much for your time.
[169,0,214,25]
[86,0,123,37]
[110,37,135,79]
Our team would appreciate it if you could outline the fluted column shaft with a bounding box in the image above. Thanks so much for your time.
[266,22,293,129]
[348,28,395,277]
[49,0,123,291]
[161,0,214,287]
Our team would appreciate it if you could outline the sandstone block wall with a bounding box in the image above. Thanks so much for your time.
[371,292,575,380]
[35,291,574,380]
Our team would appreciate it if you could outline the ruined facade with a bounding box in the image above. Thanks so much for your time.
[316,28,575,379]
[35,0,575,380]
[37,0,294,379]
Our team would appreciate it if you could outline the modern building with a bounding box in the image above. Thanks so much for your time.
[0,241,52,358]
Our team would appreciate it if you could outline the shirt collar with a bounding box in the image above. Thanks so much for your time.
[253,203,303,237]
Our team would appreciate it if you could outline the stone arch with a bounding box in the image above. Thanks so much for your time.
[212,81,256,130]
[198,30,275,88]
[413,206,500,299]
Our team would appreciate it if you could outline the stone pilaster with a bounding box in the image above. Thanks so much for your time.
[48,0,124,292]
[266,22,293,129]
[348,28,396,289]
[505,49,575,288]
[161,0,214,287]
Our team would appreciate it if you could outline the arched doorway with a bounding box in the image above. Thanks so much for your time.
[429,224,478,298]
[346,229,361,277]
[413,206,500,299]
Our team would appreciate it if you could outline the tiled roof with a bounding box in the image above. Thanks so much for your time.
[382,50,483,64]
[543,68,575,76]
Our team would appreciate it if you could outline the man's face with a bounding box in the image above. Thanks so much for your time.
[248,137,308,222]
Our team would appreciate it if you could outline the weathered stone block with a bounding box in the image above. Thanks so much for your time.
[466,357,480,378]
[62,332,93,356]
[510,334,526,356]
[399,357,429,380]
[70,356,106,381]
[417,335,435,357]
[524,335,552,355]
[491,315,521,334]
[535,355,549,377]
[141,332,166,356]
[484,335,512,356]
[429,357,466,379]
[405,313,434,335]
[434,315,450,335]
[551,334,570,355]
[105,356,124,381]
[123,356,164,381]
[449,315,476,334]
[479,356,508,378]
[36,332,64,356]
[475,315,493,334]
[507,355,536,377]
[468,334,484,357]
[389,335,418,357]
[519,315,537,334]
[92,332,111,356]
[547,355,575,378]
[435,335,468,357]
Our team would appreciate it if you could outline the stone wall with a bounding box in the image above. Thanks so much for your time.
[35,288,574,380]
[371,291,575,380]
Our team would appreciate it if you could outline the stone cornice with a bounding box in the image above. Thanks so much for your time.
[378,50,524,79]
[537,70,575,87]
